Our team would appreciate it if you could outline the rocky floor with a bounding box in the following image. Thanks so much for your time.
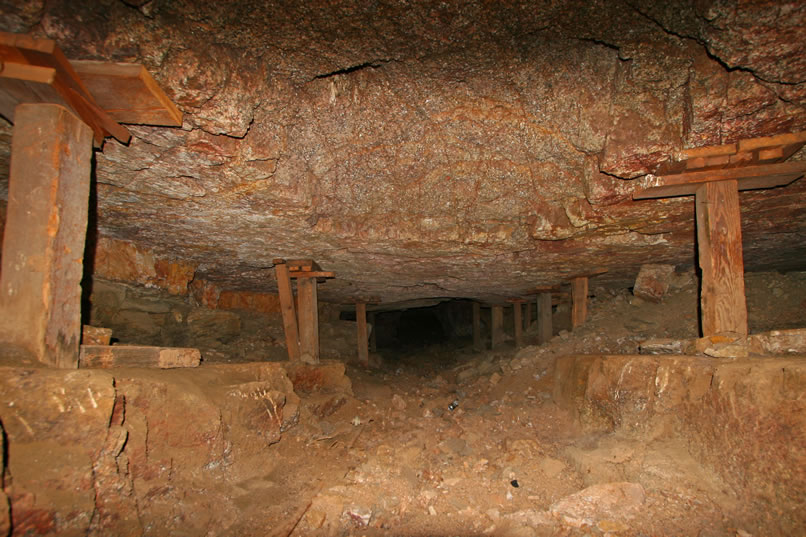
[3,273,805,537]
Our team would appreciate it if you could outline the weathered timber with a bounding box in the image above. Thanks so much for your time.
[537,292,553,344]
[79,345,201,368]
[82,325,112,346]
[274,261,301,361]
[635,161,806,199]
[491,305,504,349]
[69,60,182,126]
[356,302,369,366]
[288,271,335,279]
[0,32,130,145]
[297,278,320,364]
[472,302,482,351]
[524,301,532,330]
[0,104,92,368]
[695,180,748,336]
[571,277,588,329]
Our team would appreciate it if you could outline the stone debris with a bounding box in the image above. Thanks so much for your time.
[549,482,646,527]
[633,264,676,303]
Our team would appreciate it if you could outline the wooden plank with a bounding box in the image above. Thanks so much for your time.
[491,305,504,349]
[0,32,131,145]
[537,292,553,344]
[571,277,588,329]
[737,131,806,152]
[472,302,482,351]
[297,278,319,364]
[79,345,201,368]
[0,104,92,368]
[513,301,523,348]
[288,271,334,279]
[634,161,806,199]
[274,262,300,361]
[275,259,321,272]
[70,60,182,127]
[681,142,737,160]
[695,180,748,336]
[356,302,369,366]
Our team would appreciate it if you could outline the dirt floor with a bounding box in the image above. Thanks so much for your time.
[227,272,805,537]
[2,271,804,537]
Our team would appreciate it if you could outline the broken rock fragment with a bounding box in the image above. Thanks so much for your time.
[633,264,675,303]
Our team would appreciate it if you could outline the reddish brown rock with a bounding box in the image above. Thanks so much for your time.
[633,264,675,303]
[95,237,196,296]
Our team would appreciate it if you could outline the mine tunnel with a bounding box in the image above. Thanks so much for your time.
[0,2,805,536]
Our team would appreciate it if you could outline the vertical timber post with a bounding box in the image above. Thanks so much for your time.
[571,277,588,329]
[695,180,748,336]
[491,305,504,349]
[297,278,319,364]
[537,292,552,344]
[274,261,301,361]
[512,301,523,348]
[472,302,482,351]
[0,104,93,367]
[524,301,532,331]
[356,302,369,366]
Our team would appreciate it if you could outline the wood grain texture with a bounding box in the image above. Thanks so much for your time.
[297,278,319,364]
[695,180,748,336]
[79,345,201,368]
[356,302,368,366]
[571,277,588,329]
[274,262,300,361]
[537,292,552,344]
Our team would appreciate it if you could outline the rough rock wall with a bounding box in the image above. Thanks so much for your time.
[0,1,804,303]
[0,362,338,536]
[552,354,806,535]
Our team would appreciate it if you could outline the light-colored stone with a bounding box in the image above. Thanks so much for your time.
[633,264,675,303]
[550,482,645,527]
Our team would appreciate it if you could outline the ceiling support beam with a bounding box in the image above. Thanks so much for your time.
[0,104,92,367]
[356,302,369,367]
[274,261,301,362]
[490,305,504,350]
[537,292,553,345]
[297,278,320,364]
[696,180,748,336]
[570,277,588,329]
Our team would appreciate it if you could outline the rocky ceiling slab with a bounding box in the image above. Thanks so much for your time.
[0,0,804,304]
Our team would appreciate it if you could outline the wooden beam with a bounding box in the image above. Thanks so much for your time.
[297,278,319,364]
[69,60,182,127]
[634,161,806,199]
[274,261,300,361]
[491,305,504,349]
[512,301,523,348]
[537,292,553,344]
[696,180,748,336]
[0,104,92,368]
[472,302,482,351]
[0,32,131,145]
[288,271,335,279]
[571,277,588,329]
[356,302,369,366]
[79,345,201,369]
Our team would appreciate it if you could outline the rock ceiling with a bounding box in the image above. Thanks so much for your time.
[1,0,805,304]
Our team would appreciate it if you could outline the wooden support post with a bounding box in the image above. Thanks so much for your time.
[571,277,588,329]
[491,305,504,349]
[537,292,553,344]
[297,278,319,364]
[472,302,482,351]
[0,104,92,368]
[695,180,748,336]
[356,302,369,366]
[369,311,377,353]
[274,262,301,361]
[512,301,524,348]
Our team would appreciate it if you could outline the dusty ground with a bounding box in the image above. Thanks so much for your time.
[229,273,805,537]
